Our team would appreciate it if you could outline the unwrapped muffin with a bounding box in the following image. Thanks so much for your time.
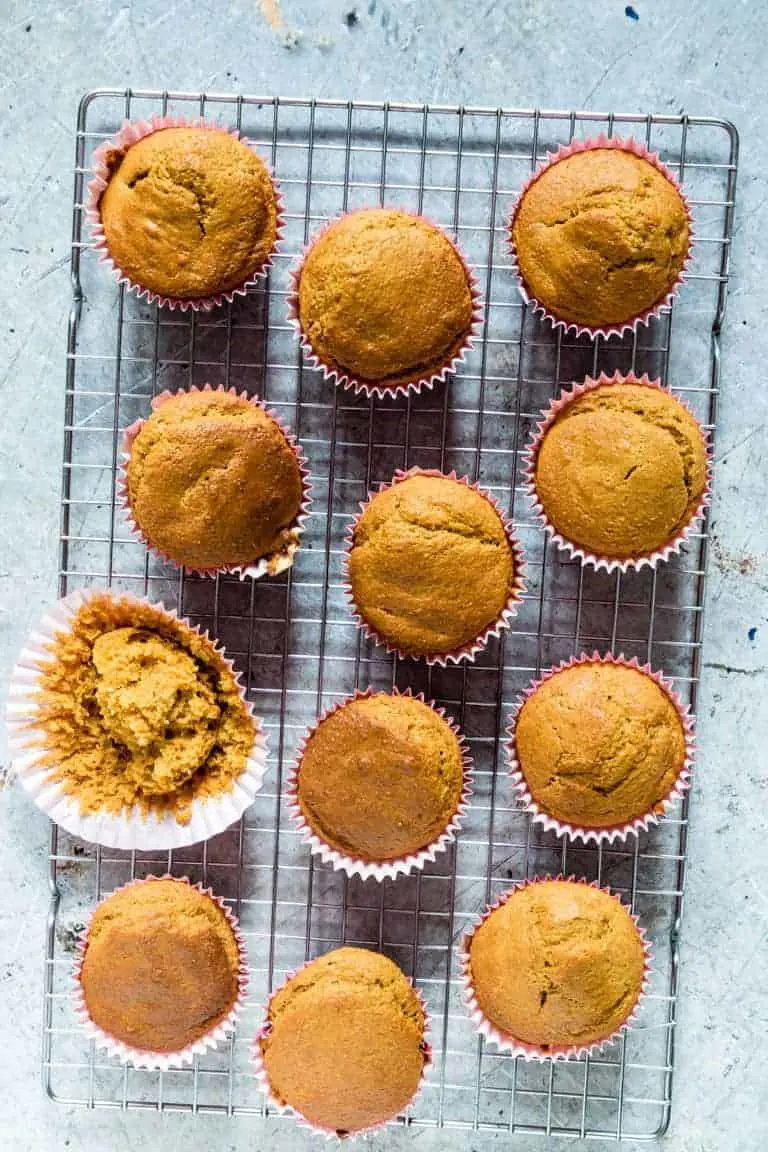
[510,138,690,332]
[462,879,647,1055]
[255,946,428,1135]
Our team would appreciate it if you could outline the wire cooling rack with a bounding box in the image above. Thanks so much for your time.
[42,89,738,1140]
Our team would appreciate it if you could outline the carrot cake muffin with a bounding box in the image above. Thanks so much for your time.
[512,145,689,328]
[296,692,465,861]
[79,877,241,1053]
[348,472,517,659]
[513,660,687,830]
[98,125,279,299]
[296,208,474,389]
[532,379,708,559]
[466,880,645,1050]
[259,946,427,1134]
[125,389,304,571]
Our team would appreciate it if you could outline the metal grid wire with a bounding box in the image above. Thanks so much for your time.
[42,89,738,1140]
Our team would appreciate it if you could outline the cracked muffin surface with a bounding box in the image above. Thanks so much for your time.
[514,661,686,829]
[468,880,645,1049]
[261,946,426,1134]
[512,147,689,328]
[296,692,465,861]
[348,473,515,657]
[99,127,279,298]
[533,381,708,559]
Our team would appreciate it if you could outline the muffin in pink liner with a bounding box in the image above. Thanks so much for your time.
[73,875,248,1069]
[344,468,526,666]
[86,114,284,312]
[5,588,268,850]
[506,652,695,846]
[458,876,652,1062]
[286,687,473,881]
[287,207,483,399]
[250,946,431,1137]
[507,135,694,338]
[523,371,711,573]
[119,384,312,580]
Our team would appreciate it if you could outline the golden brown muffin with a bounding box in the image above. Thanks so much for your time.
[261,946,426,1134]
[512,147,689,328]
[514,661,686,829]
[297,693,465,861]
[32,594,255,823]
[297,208,474,388]
[348,473,516,657]
[467,880,645,1049]
[99,126,279,298]
[126,390,304,570]
[533,381,708,559]
[80,878,241,1052]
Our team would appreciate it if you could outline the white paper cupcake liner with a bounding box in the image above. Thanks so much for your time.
[506,652,695,846]
[250,962,432,1139]
[458,874,652,1061]
[119,383,312,580]
[5,588,269,850]
[287,208,484,399]
[72,874,248,1069]
[344,468,526,666]
[86,114,285,312]
[507,134,695,339]
[523,371,712,573]
[286,687,474,881]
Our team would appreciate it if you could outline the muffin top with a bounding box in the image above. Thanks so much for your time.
[297,693,465,861]
[512,148,689,328]
[515,661,686,828]
[99,127,279,298]
[468,880,645,1049]
[126,390,304,570]
[349,474,515,657]
[533,382,708,558]
[261,946,426,1134]
[80,878,241,1052]
[297,208,474,387]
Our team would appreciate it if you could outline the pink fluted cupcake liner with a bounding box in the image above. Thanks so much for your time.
[458,875,653,1062]
[250,963,432,1138]
[506,651,695,846]
[5,588,269,850]
[344,468,526,666]
[286,209,484,399]
[506,135,695,339]
[523,371,712,573]
[86,114,285,312]
[72,874,248,1069]
[286,687,473,881]
[119,383,312,580]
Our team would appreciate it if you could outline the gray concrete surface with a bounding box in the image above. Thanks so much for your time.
[1,0,767,1149]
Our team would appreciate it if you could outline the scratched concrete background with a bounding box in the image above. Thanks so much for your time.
[1,1,767,1150]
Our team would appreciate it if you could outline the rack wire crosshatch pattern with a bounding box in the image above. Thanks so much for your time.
[43,90,738,1140]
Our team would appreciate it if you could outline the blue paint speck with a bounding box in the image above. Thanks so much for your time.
[625,5,640,19]
[748,627,758,642]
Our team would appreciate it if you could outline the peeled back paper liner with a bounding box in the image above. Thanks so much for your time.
[343,468,527,666]
[286,209,484,399]
[506,651,695,846]
[72,874,249,1069]
[506,134,695,339]
[458,874,653,1062]
[86,114,285,313]
[119,383,312,580]
[286,687,474,881]
[5,588,269,850]
[522,371,713,573]
[250,963,432,1139]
